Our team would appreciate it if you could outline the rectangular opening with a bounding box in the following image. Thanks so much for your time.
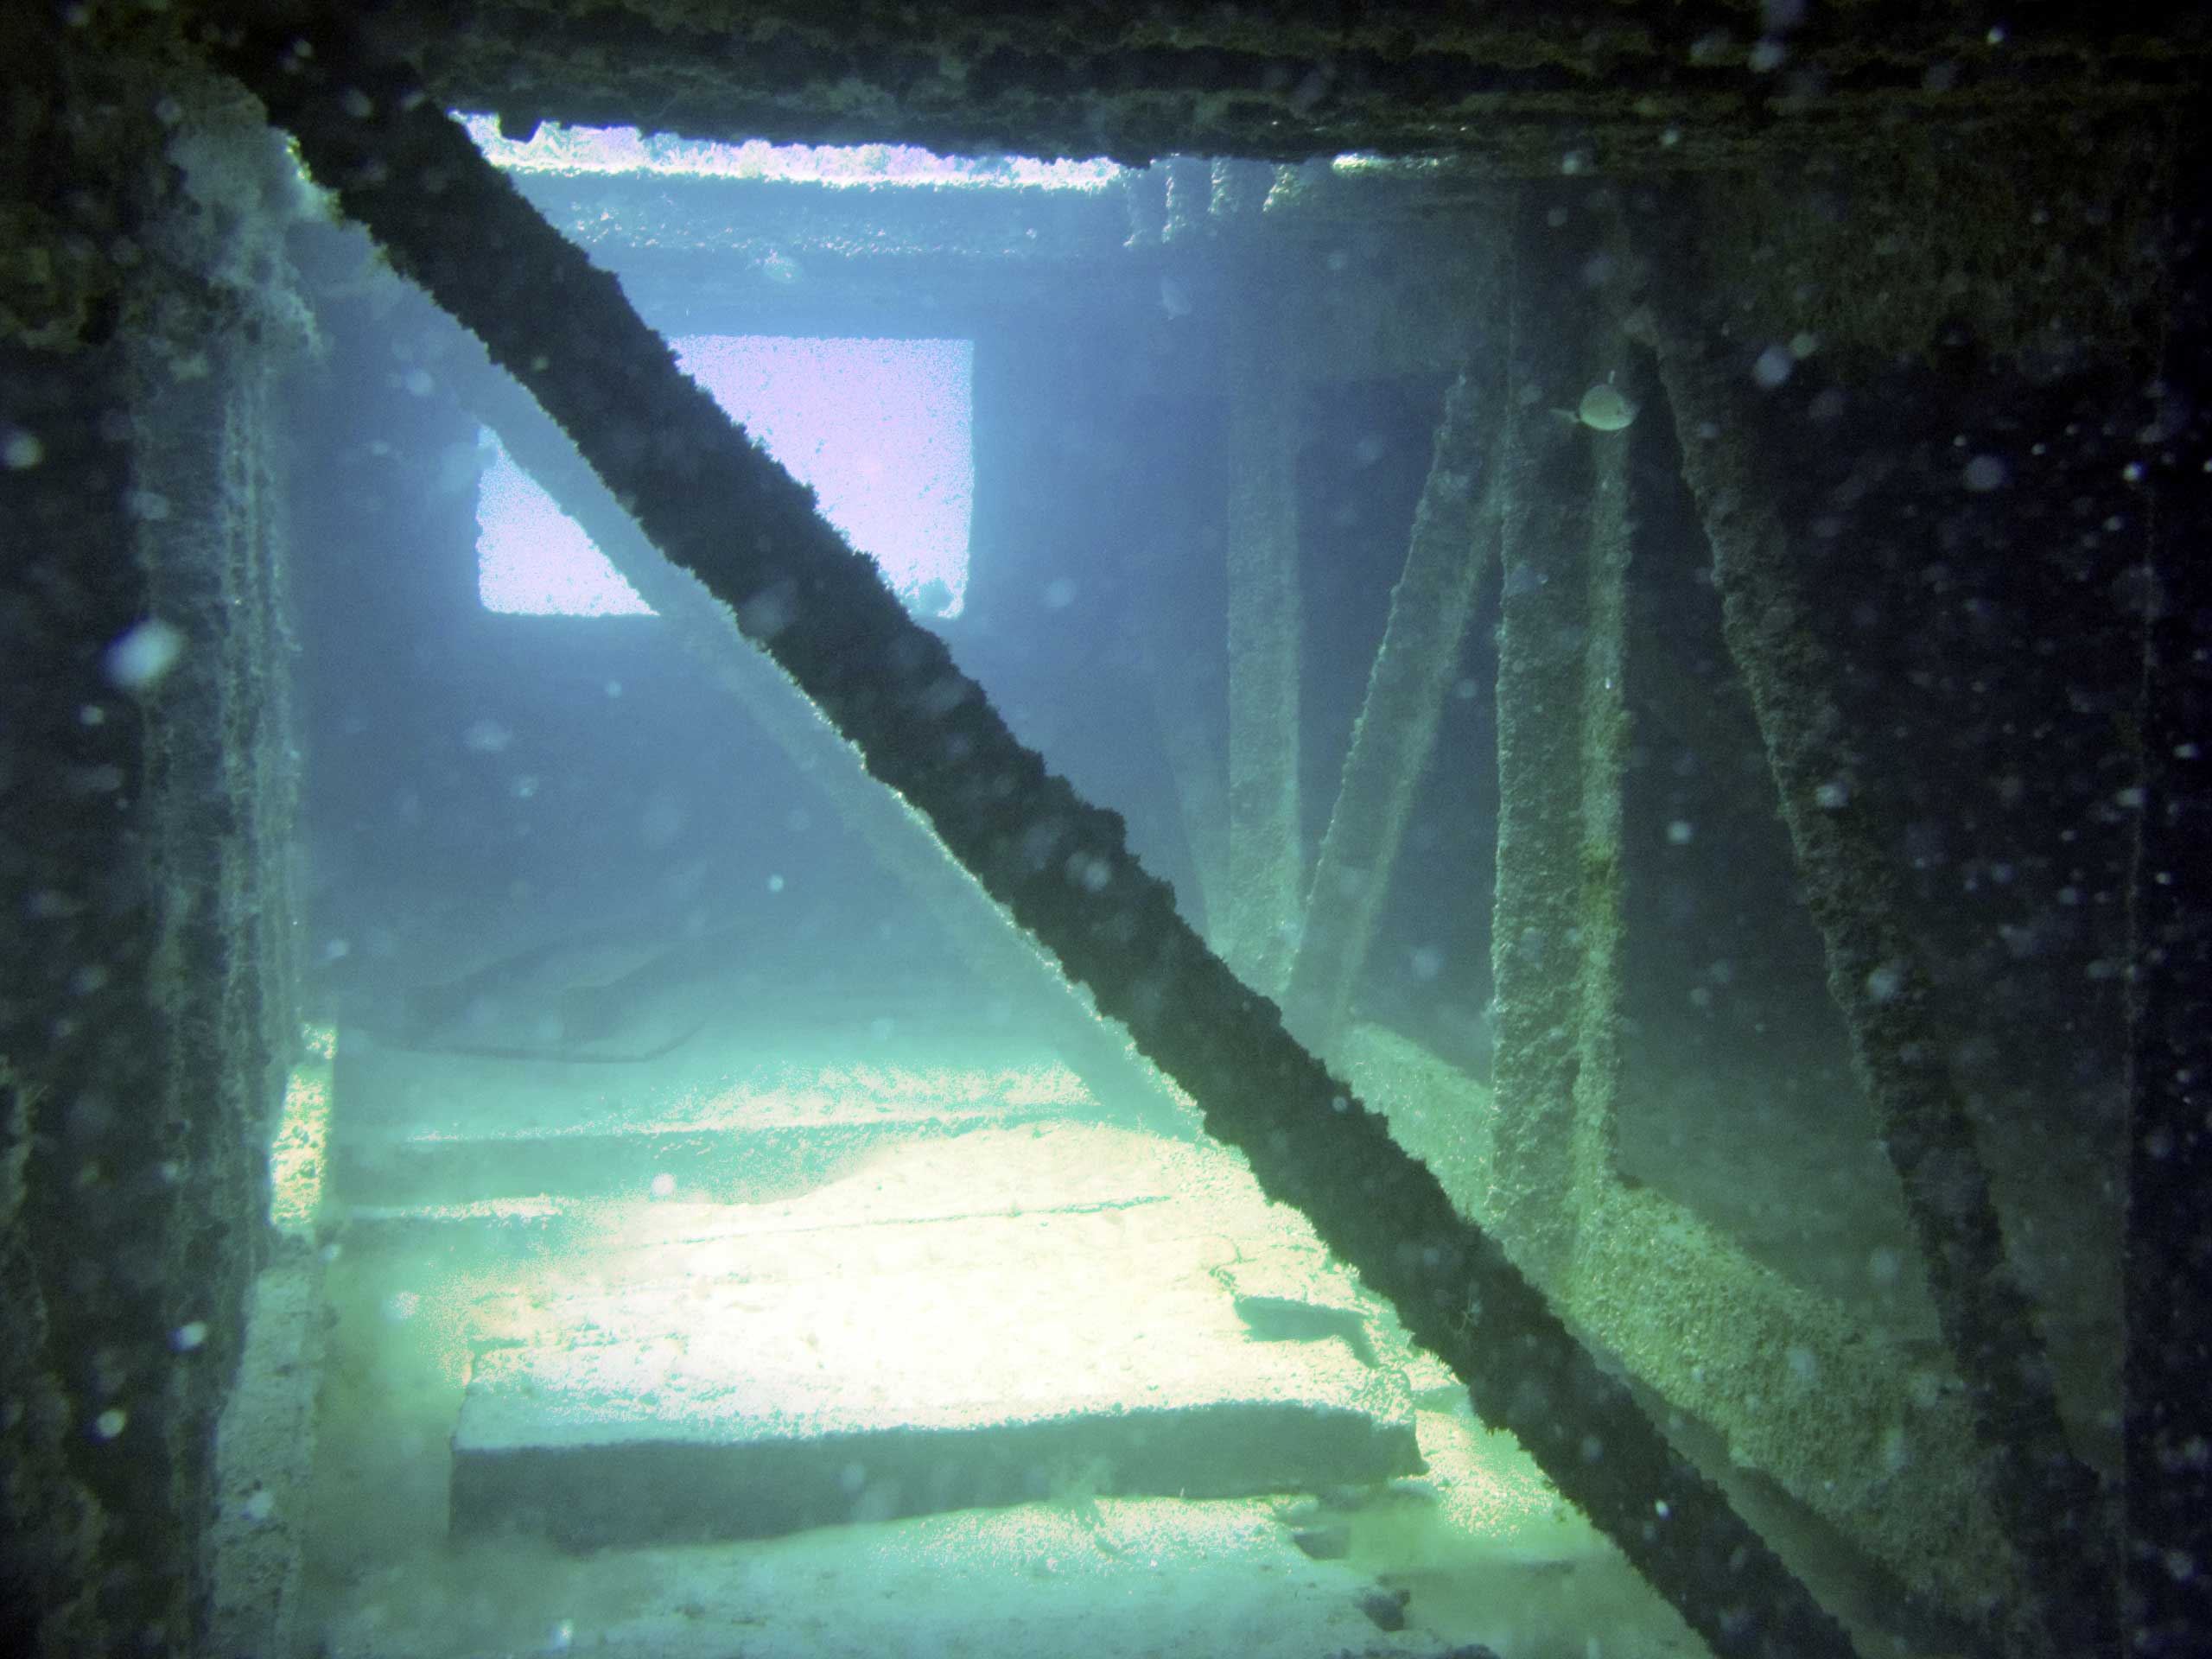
[478,334,974,617]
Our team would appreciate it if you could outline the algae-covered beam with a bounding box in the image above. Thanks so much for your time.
[1282,362,1502,1058]
[1626,232,2115,1658]
[1485,208,1637,1288]
[205,22,1856,1656]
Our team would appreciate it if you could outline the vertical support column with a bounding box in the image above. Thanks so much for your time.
[2,82,310,1650]
[1218,287,1305,996]
[129,308,309,1651]
[1487,203,1633,1288]
[1573,347,1635,1198]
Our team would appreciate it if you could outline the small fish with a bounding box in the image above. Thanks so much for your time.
[1553,372,1637,432]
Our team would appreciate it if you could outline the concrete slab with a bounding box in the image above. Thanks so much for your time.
[449,1122,1425,1548]
[333,1035,1098,1208]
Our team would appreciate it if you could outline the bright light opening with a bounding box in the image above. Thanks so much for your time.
[477,335,974,618]
[461,114,1123,192]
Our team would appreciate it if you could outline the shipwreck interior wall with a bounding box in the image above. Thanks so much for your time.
[1,48,310,1658]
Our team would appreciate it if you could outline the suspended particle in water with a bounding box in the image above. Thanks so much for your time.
[1961,454,2009,492]
[104,619,185,690]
